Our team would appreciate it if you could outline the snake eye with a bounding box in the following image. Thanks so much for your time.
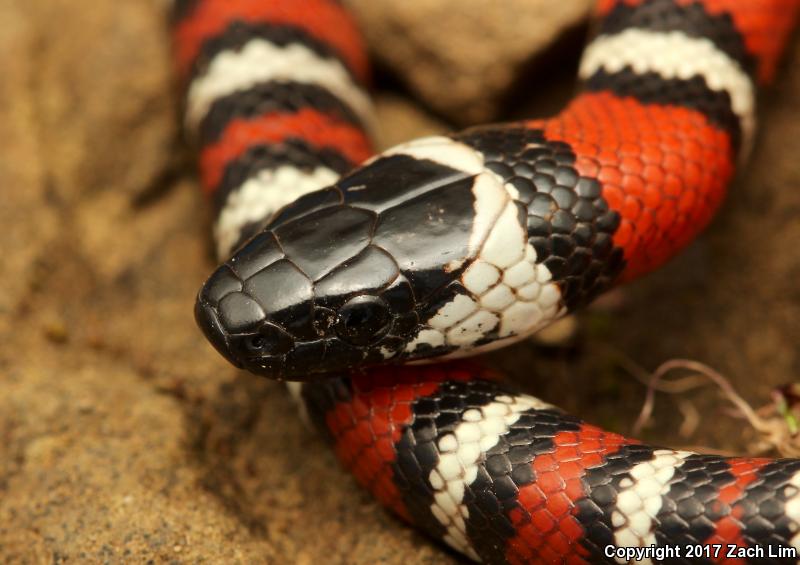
[240,324,293,356]
[337,295,392,345]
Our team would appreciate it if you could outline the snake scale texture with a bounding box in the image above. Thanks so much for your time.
[174,0,800,562]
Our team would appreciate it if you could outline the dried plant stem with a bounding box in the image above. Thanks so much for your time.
[630,358,800,457]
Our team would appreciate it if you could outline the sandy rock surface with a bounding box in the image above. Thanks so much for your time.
[1,0,799,563]
[345,0,594,124]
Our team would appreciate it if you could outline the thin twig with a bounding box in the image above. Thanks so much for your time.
[630,358,800,458]
[600,345,709,394]
[633,359,773,435]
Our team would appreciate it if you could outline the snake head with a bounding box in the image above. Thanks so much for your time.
[193,137,484,380]
[194,181,423,380]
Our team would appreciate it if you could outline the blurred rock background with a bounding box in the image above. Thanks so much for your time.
[0,0,798,562]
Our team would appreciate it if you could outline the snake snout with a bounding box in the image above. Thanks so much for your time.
[194,298,243,369]
[195,260,301,378]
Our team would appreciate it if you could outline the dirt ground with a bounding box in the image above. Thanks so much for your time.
[0,1,798,563]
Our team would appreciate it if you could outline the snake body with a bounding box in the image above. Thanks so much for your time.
[174,0,800,562]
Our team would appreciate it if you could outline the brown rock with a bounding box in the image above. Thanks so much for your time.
[0,1,54,334]
[0,346,276,564]
[374,93,449,149]
[20,0,175,202]
[346,0,594,124]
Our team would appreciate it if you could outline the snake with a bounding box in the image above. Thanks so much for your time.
[174,0,800,562]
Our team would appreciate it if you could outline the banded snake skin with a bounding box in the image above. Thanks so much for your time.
[175,0,800,562]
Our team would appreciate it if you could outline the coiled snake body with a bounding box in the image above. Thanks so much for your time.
[175,0,800,561]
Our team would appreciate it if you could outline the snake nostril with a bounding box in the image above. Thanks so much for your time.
[253,323,294,355]
[194,298,243,369]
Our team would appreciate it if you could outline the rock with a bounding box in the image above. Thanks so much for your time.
[374,93,449,149]
[530,315,579,347]
[0,346,274,563]
[0,1,55,334]
[0,0,175,336]
[346,0,594,124]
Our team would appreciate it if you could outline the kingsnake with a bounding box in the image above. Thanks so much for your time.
[175,0,800,562]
